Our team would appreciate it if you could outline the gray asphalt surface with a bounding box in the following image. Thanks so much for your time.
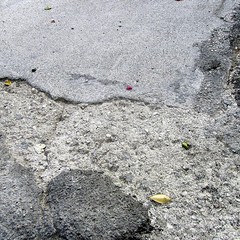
[0,0,238,104]
[0,1,240,239]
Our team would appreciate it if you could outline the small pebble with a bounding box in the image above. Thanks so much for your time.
[31,88,38,94]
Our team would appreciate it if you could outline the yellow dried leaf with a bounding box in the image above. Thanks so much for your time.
[182,141,191,150]
[4,79,12,86]
[149,194,171,204]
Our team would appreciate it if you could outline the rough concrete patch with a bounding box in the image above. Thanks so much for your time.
[0,134,54,240]
[46,169,152,240]
[207,108,240,154]
[195,26,232,115]
[195,5,240,114]
[0,2,239,240]
[194,5,240,156]
[0,77,239,239]
[0,79,65,181]
[229,6,240,106]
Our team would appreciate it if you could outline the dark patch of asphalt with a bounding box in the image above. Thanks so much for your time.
[0,133,152,240]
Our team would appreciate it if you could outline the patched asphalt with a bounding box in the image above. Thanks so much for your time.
[1,1,240,239]
[0,0,238,105]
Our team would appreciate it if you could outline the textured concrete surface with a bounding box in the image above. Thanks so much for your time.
[0,0,239,104]
[229,5,240,106]
[47,170,152,240]
[0,79,239,239]
[0,1,240,239]
[0,134,55,239]
[0,132,152,239]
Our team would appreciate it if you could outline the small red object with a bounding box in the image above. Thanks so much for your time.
[126,85,132,90]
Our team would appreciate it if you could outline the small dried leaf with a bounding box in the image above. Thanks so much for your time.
[4,79,12,86]
[150,194,171,204]
[44,6,52,10]
[182,141,191,150]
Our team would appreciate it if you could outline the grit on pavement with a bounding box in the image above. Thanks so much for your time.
[0,0,240,239]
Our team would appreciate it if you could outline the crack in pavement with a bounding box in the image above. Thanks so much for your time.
[1,3,240,239]
[0,77,239,239]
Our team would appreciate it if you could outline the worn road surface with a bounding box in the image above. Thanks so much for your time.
[0,0,240,239]
[0,0,238,104]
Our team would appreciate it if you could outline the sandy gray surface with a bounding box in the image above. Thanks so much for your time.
[0,1,240,239]
[0,79,239,239]
[0,0,238,105]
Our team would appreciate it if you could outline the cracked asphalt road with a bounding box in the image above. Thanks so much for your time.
[0,1,240,239]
